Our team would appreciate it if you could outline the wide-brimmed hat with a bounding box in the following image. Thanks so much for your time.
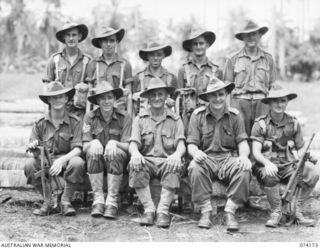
[261,87,297,104]
[91,27,125,48]
[88,81,123,105]
[182,29,216,52]
[39,81,75,105]
[56,22,88,43]
[198,78,235,102]
[235,20,269,41]
[139,41,172,61]
[140,78,175,98]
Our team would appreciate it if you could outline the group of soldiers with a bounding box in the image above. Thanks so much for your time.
[24,19,319,232]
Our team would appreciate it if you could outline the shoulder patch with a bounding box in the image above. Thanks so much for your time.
[255,114,268,122]
[68,113,80,122]
[228,107,239,115]
[194,106,206,114]
[83,53,92,59]
[114,107,126,116]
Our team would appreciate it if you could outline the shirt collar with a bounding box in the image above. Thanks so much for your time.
[44,111,70,125]
[239,47,265,60]
[186,55,217,69]
[139,107,178,120]
[205,104,229,119]
[144,66,167,77]
[61,48,84,63]
[267,112,288,127]
[96,53,120,64]
[96,107,118,121]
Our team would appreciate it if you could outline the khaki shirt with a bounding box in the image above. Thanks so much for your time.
[130,108,185,157]
[82,107,132,147]
[223,47,276,95]
[187,105,247,154]
[44,48,91,88]
[133,66,177,93]
[177,56,222,93]
[30,112,82,155]
[86,53,132,88]
[251,113,305,156]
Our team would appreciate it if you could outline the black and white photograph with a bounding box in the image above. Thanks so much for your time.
[0,0,319,245]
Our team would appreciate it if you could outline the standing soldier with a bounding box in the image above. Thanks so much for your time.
[129,78,186,228]
[43,22,91,118]
[251,86,319,227]
[82,82,132,219]
[177,29,222,95]
[87,27,133,112]
[24,81,85,216]
[223,20,276,136]
[187,78,252,231]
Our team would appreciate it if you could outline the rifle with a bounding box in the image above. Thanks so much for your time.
[27,143,63,213]
[281,133,317,226]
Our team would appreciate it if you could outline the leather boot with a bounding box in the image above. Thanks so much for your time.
[104,174,122,219]
[140,212,155,226]
[156,188,175,227]
[61,203,76,216]
[225,212,239,231]
[264,185,282,228]
[88,172,105,217]
[33,202,51,216]
[295,187,315,227]
[198,211,212,229]
[135,186,156,226]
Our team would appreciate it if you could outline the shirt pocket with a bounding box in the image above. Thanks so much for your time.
[109,128,121,141]
[161,129,175,154]
[73,66,82,82]
[200,72,211,93]
[58,65,67,82]
[111,71,121,88]
[58,132,72,152]
[92,126,104,141]
[221,125,236,149]
[234,64,247,88]
[256,63,270,86]
[201,130,214,149]
[140,130,154,154]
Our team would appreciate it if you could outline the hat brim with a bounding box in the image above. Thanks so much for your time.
[140,86,175,98]
[235,26,269,41]
[182,31,216,52]
[88,88,123,105]
[91,28,125,48]
[261,93,297,104]
[198,83,235,102]
[39,88,76,105]
[139,45,172,61]
[56,24,88,43]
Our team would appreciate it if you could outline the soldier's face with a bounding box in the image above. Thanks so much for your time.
[64,28,82,48]
[207,89,227,110]
[148,89,167,110]
[191,36,209,57]
[269,97,288,115]
[97,92,115,112]
[147,50,165,69]
[243,31,261,49]
[100,35,117,55]
[48,94,68,110]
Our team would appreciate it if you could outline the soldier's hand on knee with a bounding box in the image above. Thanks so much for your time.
[104,140,117,161]
[237,155,252,171]
[166,153,182,173]
[265,161,278,177]
[27,140,40,158]
[193,150,207,163]
[129,153,145,171]
[49,157,66,176]
[88,139,103,161]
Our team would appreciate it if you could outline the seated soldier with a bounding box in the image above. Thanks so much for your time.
[24,81,84,216]
[129,78,186,228]
[251,86,319,227]
[187,78,252,231]
[82,82,132,219]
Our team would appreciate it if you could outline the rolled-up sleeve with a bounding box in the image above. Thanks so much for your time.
[130,116,141,147]
[233,114,248,144]
[250,121,265,144]
[174,118,186,146]
[186,112,201,146]
[71,120,82,149]
[121,114,133,143]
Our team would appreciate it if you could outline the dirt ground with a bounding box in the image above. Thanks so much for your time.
[0,189,319,242]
